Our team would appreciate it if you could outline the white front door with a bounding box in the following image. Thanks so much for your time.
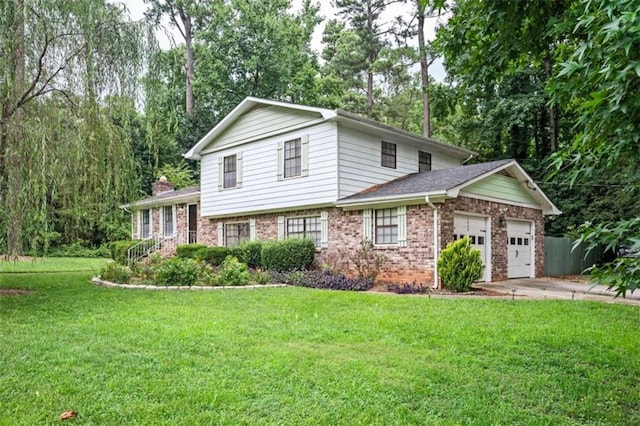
[507,220,533,278]
[453,214,489,281]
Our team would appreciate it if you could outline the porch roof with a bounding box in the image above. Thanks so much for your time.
[121,185,200,209]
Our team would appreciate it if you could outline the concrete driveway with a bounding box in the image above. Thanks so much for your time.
[476,278,640,306]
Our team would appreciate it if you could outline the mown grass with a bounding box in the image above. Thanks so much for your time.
[0,257,109,274]
[1,266,639,425]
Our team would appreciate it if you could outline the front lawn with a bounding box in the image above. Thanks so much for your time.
[1,267,639,425]
[0,257,109,274]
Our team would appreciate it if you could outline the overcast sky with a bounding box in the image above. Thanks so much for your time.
[123,0,447,81]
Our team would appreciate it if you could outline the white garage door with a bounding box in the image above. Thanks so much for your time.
[507,220,532,278]
[454,214,488,281]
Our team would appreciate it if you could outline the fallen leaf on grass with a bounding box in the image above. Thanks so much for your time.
[60,410,77,421]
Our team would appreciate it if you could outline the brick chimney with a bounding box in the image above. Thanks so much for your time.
[152,176,175,195]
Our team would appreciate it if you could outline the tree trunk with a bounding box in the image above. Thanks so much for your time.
[418,8,431,138]
[545,54,557,152]
[180,8,195,117]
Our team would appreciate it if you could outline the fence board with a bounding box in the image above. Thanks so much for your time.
[544,237,603,277]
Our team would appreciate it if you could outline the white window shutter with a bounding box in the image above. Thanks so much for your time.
[172,205,177,236]
[363,209,372,241]
[277,216,285,240]
[218,157,223,191]
[277,141,284,181]
[249,218,256,241]
[159,207,164,237]
[397,205,407,247]
[320,210,328,248]
[236,152,243,188]
[301,134,309,177]
[217,222,224,246]
[149,209,154,237]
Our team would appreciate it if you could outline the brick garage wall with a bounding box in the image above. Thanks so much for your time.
[438,196,545,281]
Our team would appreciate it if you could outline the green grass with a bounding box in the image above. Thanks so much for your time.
[1,266,639,425]
[0,257,109,274]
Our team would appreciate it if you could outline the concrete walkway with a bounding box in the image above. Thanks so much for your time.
[476,278,640,306]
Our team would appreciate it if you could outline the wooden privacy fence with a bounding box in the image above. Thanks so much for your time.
[544,236,605,277]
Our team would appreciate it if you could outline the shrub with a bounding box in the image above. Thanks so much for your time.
[270,270,373,291]
[437,236,484,292]
[251,269,271,285]
[351,240,386,281]
[176,243,207,259]
[99,262,131,284]
[236,241,263,269]
[154,257,201,286]
[261,238,315,272]
[110,240,146,265]
[195,246,230,267]
[218,256,251,286]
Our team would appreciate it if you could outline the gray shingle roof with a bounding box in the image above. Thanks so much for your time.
[339,159,513,202]
[131,185,200,206]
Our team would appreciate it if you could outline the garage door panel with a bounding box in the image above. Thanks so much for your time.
[507,220,532,278]
[454,214,488,281]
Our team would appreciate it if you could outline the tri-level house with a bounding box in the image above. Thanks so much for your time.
[125,97,560,286]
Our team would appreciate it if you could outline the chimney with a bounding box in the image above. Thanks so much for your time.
[152,176,175,195]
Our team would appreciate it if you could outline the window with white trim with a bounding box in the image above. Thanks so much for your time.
[141,209,151,238]
[284,138,302,178]
[163,206,174,236]
[223,154,237,188]
[381,141,396,169]
[287,216,321,247]
[225,222,250,247]
[375,208,398,245]
[419,151,432,172]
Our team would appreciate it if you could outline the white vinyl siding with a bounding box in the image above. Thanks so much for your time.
[207,106,321,150]
[337,127,464,198]
[201,122,337,217]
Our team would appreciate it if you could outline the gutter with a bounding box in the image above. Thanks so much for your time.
[425,195,440,289]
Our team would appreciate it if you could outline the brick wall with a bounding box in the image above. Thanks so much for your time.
[164,196,544,285]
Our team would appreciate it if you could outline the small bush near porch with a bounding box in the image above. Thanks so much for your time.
[1,260,639,424]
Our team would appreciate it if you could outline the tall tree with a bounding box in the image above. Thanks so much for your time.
[550,0,640,295]
[0,1,152,255]
[145,0,208,118]
[333,0,403,117]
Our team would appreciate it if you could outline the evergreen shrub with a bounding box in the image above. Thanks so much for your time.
[195,246,230,266]
[176,243,207,259]
[437,236,484,292]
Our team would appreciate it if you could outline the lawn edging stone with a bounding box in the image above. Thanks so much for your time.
[91,277,287,290]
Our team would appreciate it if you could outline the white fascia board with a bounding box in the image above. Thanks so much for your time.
[337,191,447,210]
[184,97,336,160]
[127,193,201,210]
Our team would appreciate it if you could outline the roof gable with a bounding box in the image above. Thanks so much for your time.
[337,159,560,215]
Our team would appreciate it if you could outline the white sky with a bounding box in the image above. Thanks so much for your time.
[122,0,446,81]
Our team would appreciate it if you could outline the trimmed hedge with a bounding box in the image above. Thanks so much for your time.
[261,238,315,272]
[195,246,231,267]
[110,240,140,265]
[176,243,207,259]
[234,241,263,269]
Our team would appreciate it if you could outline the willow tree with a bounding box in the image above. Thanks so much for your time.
[0,1,154,256]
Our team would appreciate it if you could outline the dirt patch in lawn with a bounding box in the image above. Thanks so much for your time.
[370,284,508,297]
[0,288,35,296]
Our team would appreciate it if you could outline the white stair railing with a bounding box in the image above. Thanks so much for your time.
[126,231,191,266]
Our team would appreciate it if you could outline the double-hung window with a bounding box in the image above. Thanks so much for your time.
[141,209,151,238]
[381,141,397,169]
[223,155,237,188]
[284,138,302,178]
[375,208,398,245]
[287,216,321,247]
[225,222,250,247]
[163,206,174,236]
[419,151,432,172]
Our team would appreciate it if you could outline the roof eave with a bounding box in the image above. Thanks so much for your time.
[336,191,448,210]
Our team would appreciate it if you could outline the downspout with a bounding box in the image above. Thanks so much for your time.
[425,196,439,289]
